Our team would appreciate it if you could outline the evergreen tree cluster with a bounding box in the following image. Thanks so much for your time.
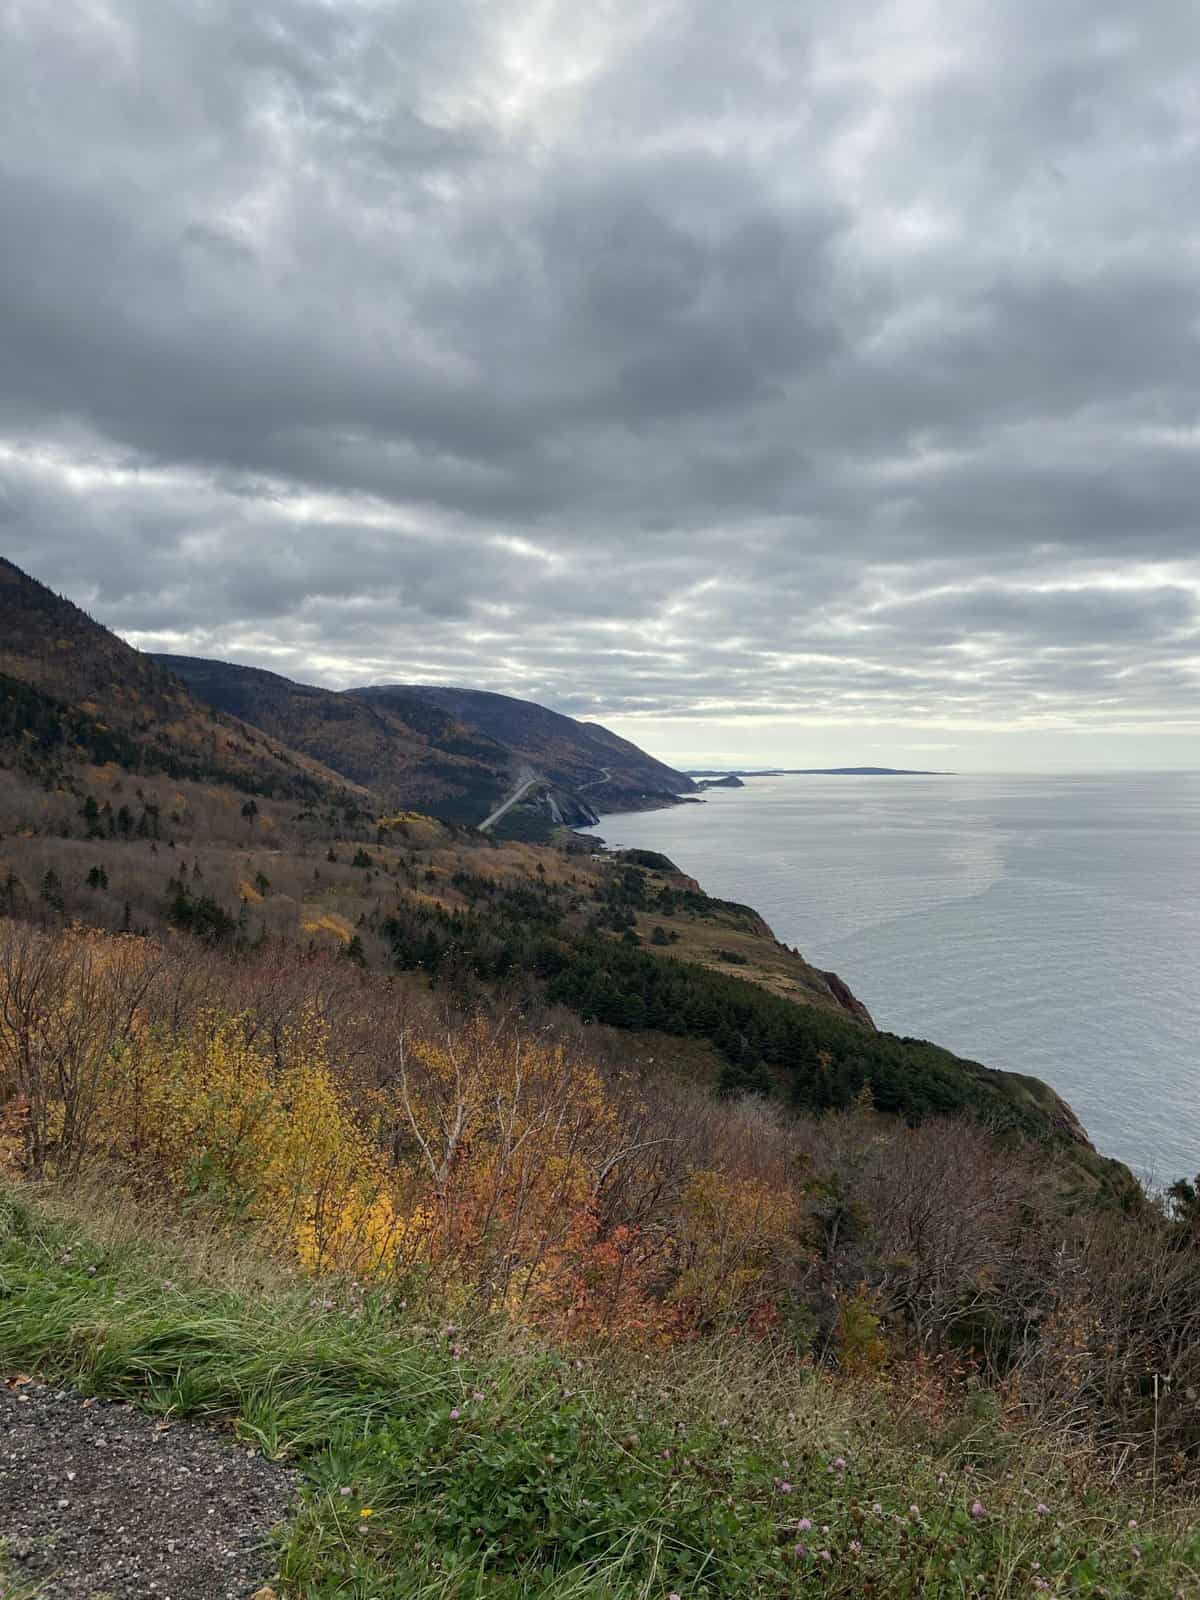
[80,794,161,840]
[544,938,1033,1130]
[164,878,238,944]
[381,870,1044,1136]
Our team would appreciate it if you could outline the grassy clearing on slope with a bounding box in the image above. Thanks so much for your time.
[1,1185,1197,1599]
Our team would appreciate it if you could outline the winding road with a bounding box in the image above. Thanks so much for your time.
[479,762,613,832]
[478,766,542,832]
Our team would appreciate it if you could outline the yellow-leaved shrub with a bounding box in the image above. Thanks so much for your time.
[0,924,808,1343]
[669,1169,802,1325]
[91,1007,398,1274]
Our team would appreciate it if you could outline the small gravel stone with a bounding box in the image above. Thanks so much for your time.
[1,1379,297,1599]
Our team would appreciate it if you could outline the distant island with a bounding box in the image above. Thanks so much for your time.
[685,765,950,778]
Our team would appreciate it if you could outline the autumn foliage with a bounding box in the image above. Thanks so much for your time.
[0,925,795,1342]
[4,919,1200,1479]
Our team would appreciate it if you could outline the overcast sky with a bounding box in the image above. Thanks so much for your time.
[2,1,1198,771]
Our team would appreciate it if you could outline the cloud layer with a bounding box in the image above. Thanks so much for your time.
[2,0,1198,765]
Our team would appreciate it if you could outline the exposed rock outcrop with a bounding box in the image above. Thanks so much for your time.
[817,968,877,1028]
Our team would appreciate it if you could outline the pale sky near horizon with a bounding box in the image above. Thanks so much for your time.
[2,1,1198,772]
[591,722,1200,776]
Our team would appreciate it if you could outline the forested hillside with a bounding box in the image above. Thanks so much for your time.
[0,560,359,800]
[355,683,696,811]
[155,655,519,821]
[0,556,1133,1164]
[160,659,695,828]
[3,556,1200,1596]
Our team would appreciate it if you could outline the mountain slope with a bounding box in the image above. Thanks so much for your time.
[0,559,359,801]
[0,562,1125,1186]
[154,655,519,823]
[156,658,695,827]
[354,684,695,813]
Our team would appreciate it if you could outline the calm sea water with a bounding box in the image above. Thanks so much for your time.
[586,773,1200,1184]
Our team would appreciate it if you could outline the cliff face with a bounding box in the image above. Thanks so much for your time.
[817,969,877,1027]
[537,788,601,828]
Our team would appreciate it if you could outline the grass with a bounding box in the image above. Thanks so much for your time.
[0,1544,42,1600]
[1,1185,1198,1598]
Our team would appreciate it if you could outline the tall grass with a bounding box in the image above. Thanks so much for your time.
[3,1185,1198,1598]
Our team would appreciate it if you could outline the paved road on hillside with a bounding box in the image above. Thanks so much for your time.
[478,767,541,831]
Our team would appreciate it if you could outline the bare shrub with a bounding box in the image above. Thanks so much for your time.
[0,922,163,1173]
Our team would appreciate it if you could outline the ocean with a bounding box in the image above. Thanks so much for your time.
[586,771,1200,1185]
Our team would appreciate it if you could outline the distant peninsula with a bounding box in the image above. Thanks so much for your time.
[685,765,950,778]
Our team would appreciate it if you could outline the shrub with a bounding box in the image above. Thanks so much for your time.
[4,922,1200,1473]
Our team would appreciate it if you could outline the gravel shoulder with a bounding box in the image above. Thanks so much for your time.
[1,1379,297,1599]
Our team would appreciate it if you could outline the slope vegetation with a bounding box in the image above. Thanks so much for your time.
[4,1187,1197,1599]
[0,556,1119,1160]
[357,684,696,812]
[157,659,694,828]
[156,655,513,823]
[0,560,357,801]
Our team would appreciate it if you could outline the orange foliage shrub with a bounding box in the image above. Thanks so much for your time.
[0,926,714,1332]
[669,1169,802,1326]
[377,1019,675,1335]
[0,923,806,1344]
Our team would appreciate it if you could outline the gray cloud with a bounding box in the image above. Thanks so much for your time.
[2,0,1198,767]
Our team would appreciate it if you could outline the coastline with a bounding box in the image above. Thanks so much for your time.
[582,780,1131,1180]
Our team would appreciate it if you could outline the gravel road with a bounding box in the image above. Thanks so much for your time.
[1,1379,297,1599]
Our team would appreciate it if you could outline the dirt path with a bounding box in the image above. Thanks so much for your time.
[1,1380,297,1599]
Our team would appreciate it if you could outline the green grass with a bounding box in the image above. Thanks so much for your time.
[0,1544,43,1600]
[1,1187,1197,1598]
